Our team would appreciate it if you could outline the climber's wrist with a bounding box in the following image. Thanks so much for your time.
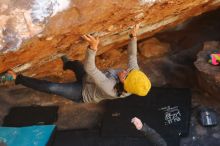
[129,34,137,39]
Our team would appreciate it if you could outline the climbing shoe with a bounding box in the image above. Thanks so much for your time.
[0,71,14,84]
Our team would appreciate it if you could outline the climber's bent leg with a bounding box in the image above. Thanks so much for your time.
[63,60,86,82]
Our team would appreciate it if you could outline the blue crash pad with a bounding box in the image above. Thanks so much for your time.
[0,125,55,146]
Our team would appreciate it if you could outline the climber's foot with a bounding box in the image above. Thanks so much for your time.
[0,70,16,84]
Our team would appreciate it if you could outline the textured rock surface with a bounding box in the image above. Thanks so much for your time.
[1,0,220,79]
[138,37,170,58]
[194,41,220,100]
[0,7,220,146]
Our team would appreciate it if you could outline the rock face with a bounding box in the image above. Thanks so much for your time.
[1,0,220,79]
[138,37,170,58]
[1,5,220,137]
[194,41,220,100]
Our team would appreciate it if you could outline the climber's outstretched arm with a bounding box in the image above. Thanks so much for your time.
[127,24,140,70]
[82,35,116,96]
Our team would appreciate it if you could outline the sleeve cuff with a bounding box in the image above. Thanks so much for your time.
[129,34,137,39]
[140,123,148,132]
[87,47,97,54]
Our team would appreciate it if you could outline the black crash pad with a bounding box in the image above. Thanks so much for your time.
[101,87,191,146]
[3,106,58,127]
[53,87,191,146]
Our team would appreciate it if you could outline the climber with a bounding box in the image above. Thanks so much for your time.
[4,24,151,103]
[131,117,167,146]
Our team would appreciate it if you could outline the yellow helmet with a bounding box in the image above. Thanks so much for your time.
[124,69,151,96]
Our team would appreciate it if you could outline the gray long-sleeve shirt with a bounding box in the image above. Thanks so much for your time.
[82,38,139,103]
[141,123,167,146]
